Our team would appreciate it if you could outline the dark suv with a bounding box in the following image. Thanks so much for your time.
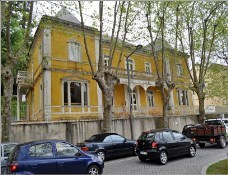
[136,128,196,165]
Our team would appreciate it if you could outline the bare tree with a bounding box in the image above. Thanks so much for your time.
[78,1,133,132]
[1,1,34,142]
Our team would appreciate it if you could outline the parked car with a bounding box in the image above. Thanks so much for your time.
[136,128,196,165]
[1,143,18,174]
[6,140,104,174]
[77,133,136,161]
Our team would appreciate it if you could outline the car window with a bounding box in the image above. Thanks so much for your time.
[138,132,155,141]
[3,144,17,157]
[223,120,228,125]
[103,136,112,143]
[85,135,106,142]
[29,142,53,157]
[205,120,222,125]
[162,131,174,141]
[111,135,125,142]
[56,142,79,156]
[172,131,185,140]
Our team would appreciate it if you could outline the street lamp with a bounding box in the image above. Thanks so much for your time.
[125,44,143,139]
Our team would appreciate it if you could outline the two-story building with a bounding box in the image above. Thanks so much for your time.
[16,8,196,122]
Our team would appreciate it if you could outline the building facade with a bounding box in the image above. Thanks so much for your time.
[16,9,196,122]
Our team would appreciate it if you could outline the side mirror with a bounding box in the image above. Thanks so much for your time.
[123,138,127,143]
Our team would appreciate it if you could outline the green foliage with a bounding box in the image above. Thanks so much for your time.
[205,64,228,104]
[1,2,35,76]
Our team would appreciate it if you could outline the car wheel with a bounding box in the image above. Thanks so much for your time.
[188,145,196,157]
[218,136,226,148]
[87,165,100,175]
[138,156,146,162]
[97,150,105,161]
[159,151,168,165]
[133,145,137,156]
[199,143,205,148]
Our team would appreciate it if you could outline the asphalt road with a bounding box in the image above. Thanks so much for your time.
[103,144,228,175]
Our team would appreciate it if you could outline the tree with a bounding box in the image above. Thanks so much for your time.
[176,1,227,122]
[205,64,228,105]
[1,1,34,142]
[78,1,136,132]
[145,2,176,128]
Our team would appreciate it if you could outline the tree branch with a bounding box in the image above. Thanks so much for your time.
[98,1,104,72]
[108,1,118,69]
[15,1,34,61]
[78,1,94,74]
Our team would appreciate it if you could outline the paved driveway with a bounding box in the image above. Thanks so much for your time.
[103,144,228,175]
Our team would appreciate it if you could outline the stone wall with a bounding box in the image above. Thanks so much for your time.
[10,115,198,144]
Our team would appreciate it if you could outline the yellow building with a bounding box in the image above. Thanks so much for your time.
[16,8,195,122]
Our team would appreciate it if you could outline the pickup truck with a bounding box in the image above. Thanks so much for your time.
[182,118,228,149]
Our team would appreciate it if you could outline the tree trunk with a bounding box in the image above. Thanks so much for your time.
[163,103,169,128]
[1,65,14,142]
[102,90,113,133]
[198,93,206,123]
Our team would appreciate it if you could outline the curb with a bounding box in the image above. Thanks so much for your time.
[201,157,228,175]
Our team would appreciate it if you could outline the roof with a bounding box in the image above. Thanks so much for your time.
[55,7,80,24]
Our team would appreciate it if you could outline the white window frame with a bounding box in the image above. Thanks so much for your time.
[125,58,135,76]
[103,55,109,69]
[177,89,189,105]
[147,90,155,107]
[176,64,183,77]
[145,62,151,76]
[63,81,88,107]
[68,40,81,62]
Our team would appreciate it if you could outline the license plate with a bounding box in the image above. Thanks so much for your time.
[140,151,147,155]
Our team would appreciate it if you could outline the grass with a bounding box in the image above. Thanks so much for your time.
[206,159,228,174]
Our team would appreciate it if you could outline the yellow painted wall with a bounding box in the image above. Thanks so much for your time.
[26,18,193,120]
[114,84,125,106]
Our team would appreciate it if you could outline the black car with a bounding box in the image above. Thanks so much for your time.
[136,128,196,165]
[78,133,136,161]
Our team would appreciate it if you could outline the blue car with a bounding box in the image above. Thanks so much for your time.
[6,140,104,174]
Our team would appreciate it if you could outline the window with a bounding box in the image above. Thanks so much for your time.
[63,81,88,106]
[3,144,17,157]
[176,64,183,77]
[172,131,185,140]
[111,135,125,142]
[68,41,81,62]
[145,63,151,76]
[103,136,112,143]
[131,89,137,111]
[177,90,189,105]
[126,58,135,76]
[162,131,174,141]
[147,90,154,107]
[29,142,53,157]
[56,142,79,157]
[103,55,109,69]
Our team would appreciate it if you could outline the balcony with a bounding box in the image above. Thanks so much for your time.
[16,71,33,88]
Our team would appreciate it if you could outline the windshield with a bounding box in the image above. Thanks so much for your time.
[205,120,222,125]
[85,135,106,142]
[138,132,156,141]
[8,145,20,163]
[3,144,17,157]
